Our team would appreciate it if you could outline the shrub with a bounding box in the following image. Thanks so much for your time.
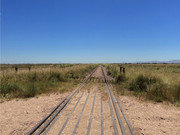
[129,74,162,92]
[48,72,65,82]
[116,74,126,83]
[107,71,111,76]
[0,82,20,96]
[129,75,149,92]
[27,72,38,82]
[146,82,167,102]
[65,71,79,79]
[128,74,180,103]
[23,83,38,98]
[111,69,118,78]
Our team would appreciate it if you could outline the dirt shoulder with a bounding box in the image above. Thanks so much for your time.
[0,93,69,135]
[1,90,180,135]
[118,95,180,135]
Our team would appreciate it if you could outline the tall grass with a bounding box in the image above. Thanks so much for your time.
[105,64,180,104]
[0,64,96,99]
[128,74,179,102]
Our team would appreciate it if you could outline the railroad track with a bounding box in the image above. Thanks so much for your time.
[101,66,134,135]
[27,66,134,135]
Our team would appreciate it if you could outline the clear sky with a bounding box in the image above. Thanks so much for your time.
[1,0,180,63]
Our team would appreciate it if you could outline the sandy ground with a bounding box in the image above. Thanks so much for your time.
[91,66,104,79]
[0,66,180,135]
[45,82,114,135]
[118,96,180,135]
[91,66,114,81]
[1,90,180,135]
[0,93,69,135]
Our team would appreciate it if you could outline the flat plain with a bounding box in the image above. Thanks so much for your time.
[0,64,180,135]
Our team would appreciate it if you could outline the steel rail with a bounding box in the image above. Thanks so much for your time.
[106,84,118,135]
[58,92,84,135]
[72,93,90,135]
[102,67,126,135]
[43,90,79,135]
[101,95,104,135]
[86,93,96,135]
[35,88,79,135]
[36,68,97,135]
[43,68,97,135]
[27,96,68,135]
[27,67,97,135]
[115,95,134,135]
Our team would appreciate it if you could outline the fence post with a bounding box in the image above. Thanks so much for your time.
[15,67,18,73]
[123,68,125,74]
[28,66,31,71]
[120,67,122,73]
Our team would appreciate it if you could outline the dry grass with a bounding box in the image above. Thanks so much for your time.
[0,64,97,99]
[104,64,180,104]
[0,64,91,76]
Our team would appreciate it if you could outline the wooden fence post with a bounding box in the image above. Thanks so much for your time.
[15,67,18,73]
[123,68,125,74]
[28,66,31,71]
[120,67,122,73]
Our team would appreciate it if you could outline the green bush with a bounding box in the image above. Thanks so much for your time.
[129,74,162,92]
[128,74,180,103]
[0,82,20,96]
[48,72,65,82]
[146,83,167,102]
[129,75,148,91]
[23,83,38,98]
[116,74,126,83]
[65,71,79,79]
[107,71,111,76]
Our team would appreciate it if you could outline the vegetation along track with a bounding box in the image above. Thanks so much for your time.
[27,66,134,135]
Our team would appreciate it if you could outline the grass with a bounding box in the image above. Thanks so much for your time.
[0,64,96,99]
[104,64,180,104]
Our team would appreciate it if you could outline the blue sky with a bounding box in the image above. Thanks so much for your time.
[1,0,180,63]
